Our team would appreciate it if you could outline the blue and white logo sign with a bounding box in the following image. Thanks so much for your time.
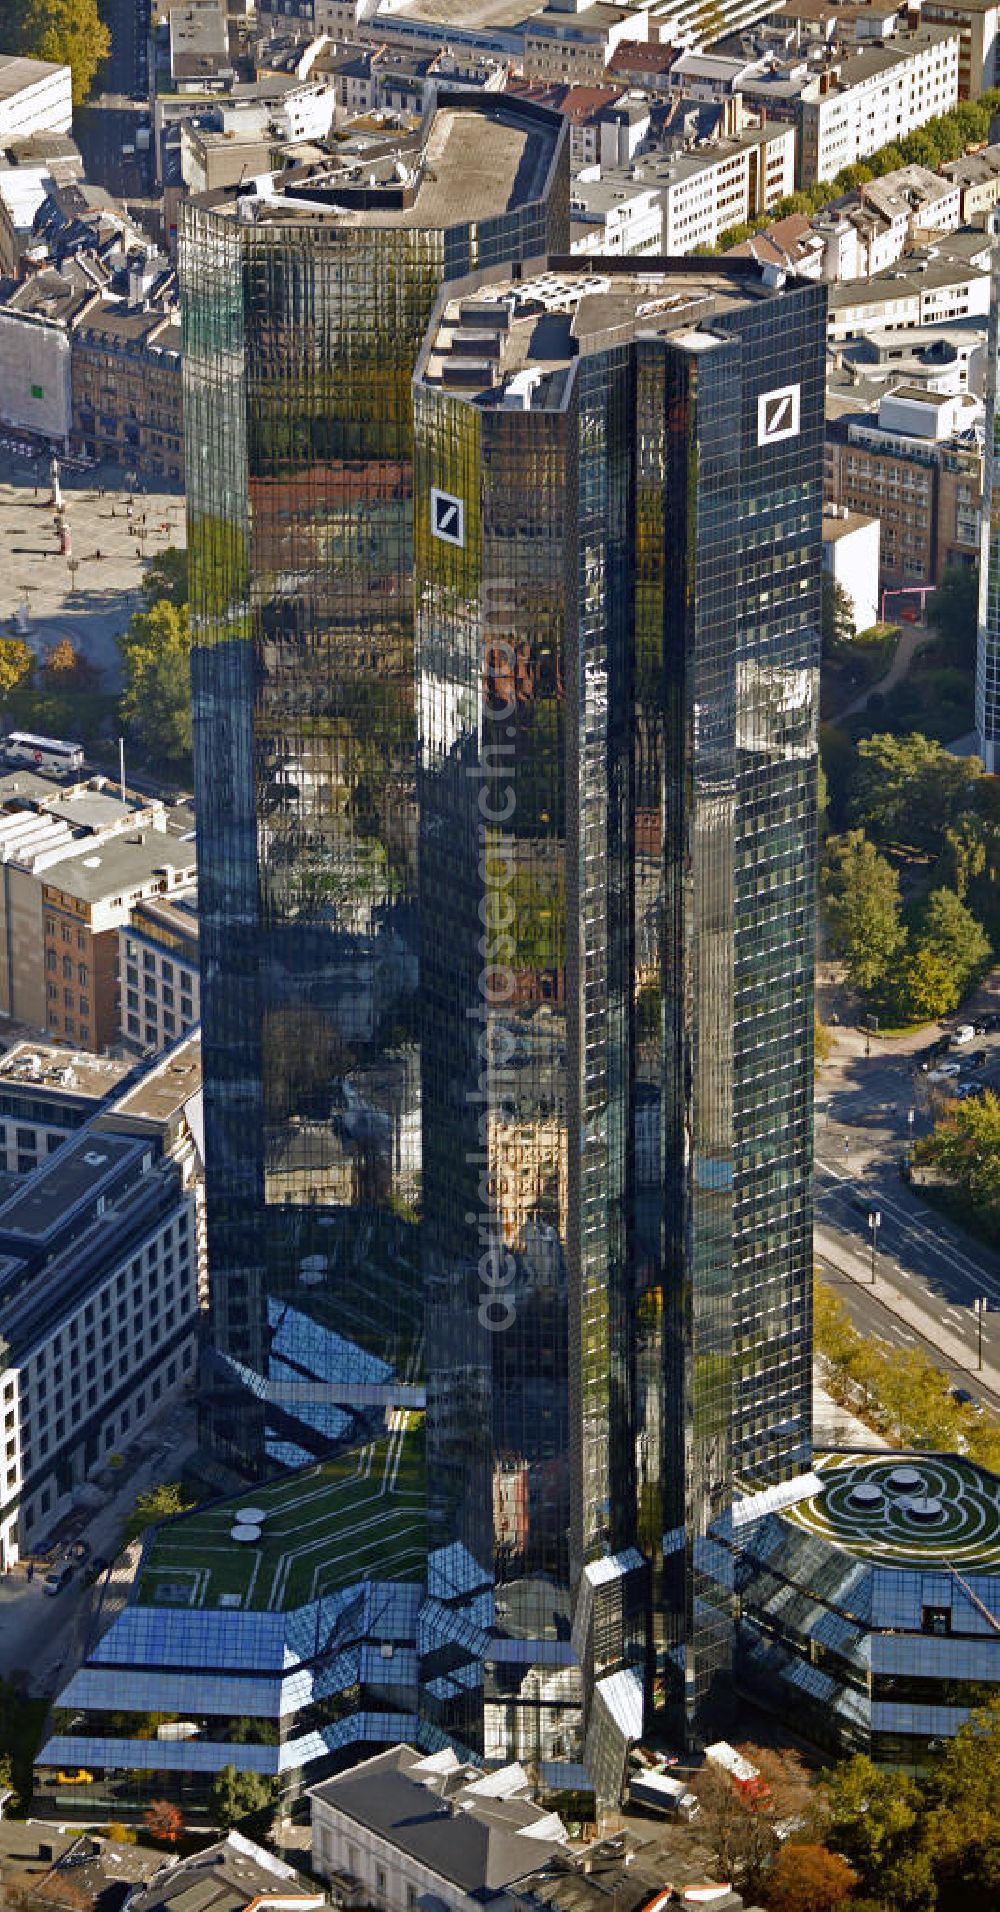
[431,487,465,547]
[757,383,800,446]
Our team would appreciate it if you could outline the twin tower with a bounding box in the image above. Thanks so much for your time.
[180,93,824,1776]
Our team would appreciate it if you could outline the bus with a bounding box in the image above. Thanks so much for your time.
[4,732,85,774]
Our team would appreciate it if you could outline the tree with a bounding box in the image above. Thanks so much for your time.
[118,599,192,766]
[850,732,982,855]
[915,1088,1000,1223]
[143,546,189,609]
[916,888,991,992]
[928,562,978,670]
[941,816,987,900]
[144,1799,184,1844]
[43,637,97,692]
[893,945,960,1022]
[920,1701,1000,1912]
[767,1843,858,1912]
[123,1480,194,1544]
[209,1764,279,1830]
[824,1755,933,1911]
[0,637,34,698]
[0,0,110,105]
[822,575,854,651]
[821,830,904,996]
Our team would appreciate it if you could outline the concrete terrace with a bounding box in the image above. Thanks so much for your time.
[137,1417,425,1612]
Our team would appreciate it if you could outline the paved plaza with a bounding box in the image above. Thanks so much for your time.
[0,449,185,691]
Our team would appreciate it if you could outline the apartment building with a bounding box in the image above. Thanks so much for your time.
[504,79,626,166]
[942,140,1000,219]
[0,1034,203,1566]
[570,174,662,250]
[120,887,200,1053]
[0,776,196,1050]
[654,121,797,251]
[72,301,183,481]
[825,383,983,584]
[798,29,961,183]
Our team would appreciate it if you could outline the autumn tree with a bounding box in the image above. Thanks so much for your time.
[892,945,961,1023]
[43,638,97,691]
[123,1480,194,1544]
[118,599,192,766]
[766,1843,858,1912]
[144,1799,183,1844]
[0,637,34,698]
[914,1088,1000,1228]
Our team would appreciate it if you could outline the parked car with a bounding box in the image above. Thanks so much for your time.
[43,1563,72,1595]
[969,1049,989,1069]
[928,1063,962,1080]
[952,1024,976,1046]
[951,1388,983,1413]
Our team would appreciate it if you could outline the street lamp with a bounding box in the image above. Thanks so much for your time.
[974,1296,988,1372]
[868,1209,881,1285]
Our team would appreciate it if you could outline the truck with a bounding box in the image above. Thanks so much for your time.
[703,1742,771,1805]
[628,1770,700,1822]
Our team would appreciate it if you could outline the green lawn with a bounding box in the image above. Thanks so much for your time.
[138,1419,426,1612]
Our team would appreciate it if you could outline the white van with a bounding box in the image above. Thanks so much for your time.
[952,1025,975,1046]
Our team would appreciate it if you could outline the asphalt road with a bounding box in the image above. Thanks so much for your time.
[815,1005,1000,1408]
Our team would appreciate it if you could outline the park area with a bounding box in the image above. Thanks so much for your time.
[137,1417,425,1613]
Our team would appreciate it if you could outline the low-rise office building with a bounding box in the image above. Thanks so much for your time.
[0,1033,203,1566]
[825,381,983,585]
[920,0,999,99]
[120,887,200,1053]
[827,241,991,341]
[310,1747,570,1912]
[0,1042,132,1176]
[0,774,196,1051]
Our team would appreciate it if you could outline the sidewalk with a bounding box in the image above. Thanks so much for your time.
[816,1220,1000,1404]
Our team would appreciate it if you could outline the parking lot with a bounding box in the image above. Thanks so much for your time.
[914,1013,1000,1104]
[0,444,185,691]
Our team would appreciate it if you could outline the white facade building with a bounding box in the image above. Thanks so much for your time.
[798,30,961,184]
[570,175,661,253]
[311,1747,569,1912]
[0,57,72,142]
[656,123,796,253]
[823,506,881,633]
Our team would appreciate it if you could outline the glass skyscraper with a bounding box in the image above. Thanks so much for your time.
[977,215,1000,772]
[179,99,568,1474]
[413,257,824,1758]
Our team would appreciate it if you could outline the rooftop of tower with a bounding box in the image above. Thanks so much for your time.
[197,96,564,229]
[763,1452,1000,1572]
[417,255,807,409]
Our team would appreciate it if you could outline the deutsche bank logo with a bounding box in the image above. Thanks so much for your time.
[431,486,465,547]
[757,383,801,446]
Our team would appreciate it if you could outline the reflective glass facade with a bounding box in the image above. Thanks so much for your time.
[977,219,1000,771]
[414,259,824,1759]
[180,101,568,1475]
